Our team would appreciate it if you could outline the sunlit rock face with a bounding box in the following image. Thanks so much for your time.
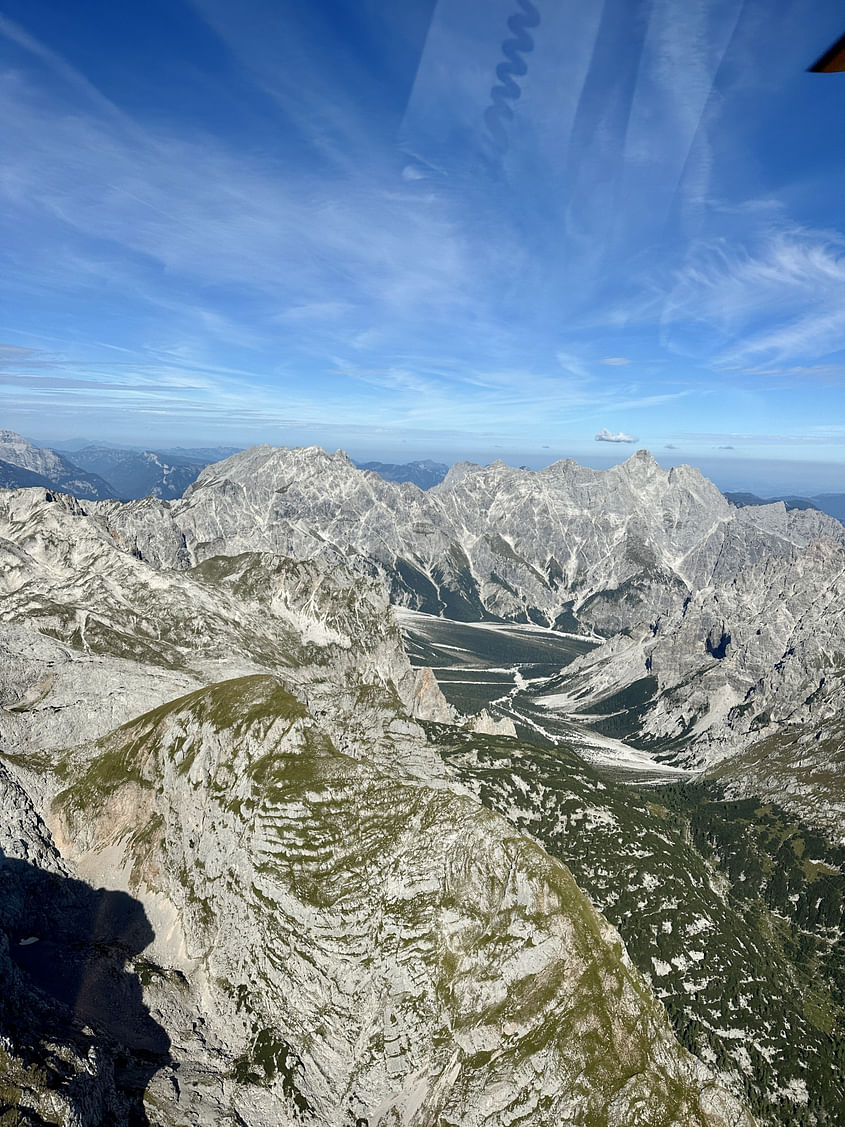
[0,486,753,1126]
[88,444,845,770]
[51,675,752,1127]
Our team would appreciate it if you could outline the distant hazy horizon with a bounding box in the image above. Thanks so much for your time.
[2,1,843,495]
[25,428,843,498]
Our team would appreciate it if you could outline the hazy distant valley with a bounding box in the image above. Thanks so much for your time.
[1,437,844,1126]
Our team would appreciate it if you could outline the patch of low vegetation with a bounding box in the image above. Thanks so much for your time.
[710,719,845,839]
[232,1028,314,1114]
[429,723,845,1126]
[585,675,659,740]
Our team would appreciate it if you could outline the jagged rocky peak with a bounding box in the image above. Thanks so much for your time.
[180,444,376,509]
[0,428,33,451]
[435,459,484,489]
[597,449,728,512]
[620,446,660,471]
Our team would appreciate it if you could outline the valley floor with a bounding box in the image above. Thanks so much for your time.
[397,608,688,779]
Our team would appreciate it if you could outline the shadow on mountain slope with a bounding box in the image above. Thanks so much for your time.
[0,852,171,1126]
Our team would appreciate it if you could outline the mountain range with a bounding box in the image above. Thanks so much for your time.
[0,432,456,501]
[0,431,214,502]
[1,442,844,1124]
[8,429,844,519]
[66,444,210,501]
[83,445,845,820]
[0,482,761,1126]
[0,429,115,498]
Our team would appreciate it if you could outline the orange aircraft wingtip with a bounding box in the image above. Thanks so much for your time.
[809,31,845,72]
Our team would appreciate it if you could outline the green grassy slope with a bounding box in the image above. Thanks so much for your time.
[430,724,845,1126]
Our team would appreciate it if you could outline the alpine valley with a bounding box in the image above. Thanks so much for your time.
[1,444,844,1127]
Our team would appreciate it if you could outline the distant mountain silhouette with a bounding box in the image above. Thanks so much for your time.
[725,491,845,525]
[724,491,820,511]
[812,493,845,524]
[68,445,209,500]
[355,458,448,489]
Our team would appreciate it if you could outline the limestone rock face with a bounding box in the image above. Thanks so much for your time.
[84,445,845,771]
[403,665,458,724]
[51,676,751,1127]
[0,761,170,1127]
[464,709,517,738]
[0,486,754,1126]
[0,487,446,781]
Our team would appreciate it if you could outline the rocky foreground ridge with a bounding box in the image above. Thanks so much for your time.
[0,487,754,1126]
[85,445,845,793]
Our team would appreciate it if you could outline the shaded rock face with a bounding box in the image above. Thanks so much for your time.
[0,488,754,1126]
[85,445,845,768]
[0,853,171,1126]
[0,760,171,1125]
[705,625,731,661]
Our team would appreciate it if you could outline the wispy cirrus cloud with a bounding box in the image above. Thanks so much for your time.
[678,430,845,447]
[0,27,482,354]
[660,225,845,366]
[277,302,356,324]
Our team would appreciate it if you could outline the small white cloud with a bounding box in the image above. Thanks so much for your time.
[596,428,638,443]
[601,356,630,365]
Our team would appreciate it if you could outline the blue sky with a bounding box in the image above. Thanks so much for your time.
[1,0,844,490]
